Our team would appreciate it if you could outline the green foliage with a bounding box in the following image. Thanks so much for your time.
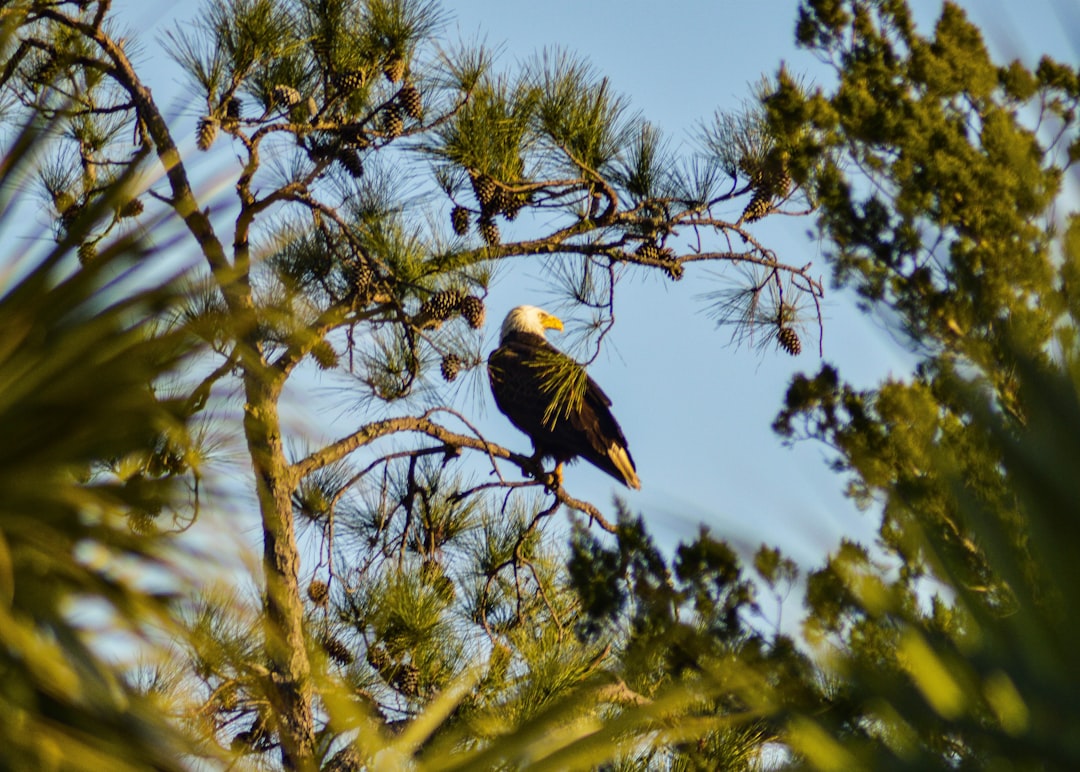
[529,50,633,175]
[769,0,1080,599]
[610,122,672,203]
[11,0,1080,769]
[0,123,198,770]
[773,1,1066,353]
[758,1,1080,769]
[557,3,1080,770]
[430,72,536,182]
[781,359,1080,771]
[568,509,817,771]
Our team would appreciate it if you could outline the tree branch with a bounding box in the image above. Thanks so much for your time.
[36,7,232,284]
[289,412,615,531]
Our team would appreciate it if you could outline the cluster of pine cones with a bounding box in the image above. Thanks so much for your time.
[739,152,792,224]
[195,50,423,156]
[415,289,486,382]
[418,288,485,329]
[447,169,530,247]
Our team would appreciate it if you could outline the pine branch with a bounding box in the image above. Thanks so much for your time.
[34,6,231,283]
[271,303,388,379]
[553,140,619,223]
[185,348,240,414]
[289,412,614,531]
[594,679,651,707]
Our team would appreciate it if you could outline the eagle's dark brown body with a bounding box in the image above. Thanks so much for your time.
[488,325,640,489]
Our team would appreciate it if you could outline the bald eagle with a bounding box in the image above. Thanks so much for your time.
[488,305,640,489]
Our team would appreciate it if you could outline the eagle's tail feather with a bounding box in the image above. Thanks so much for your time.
[608,444,641,490]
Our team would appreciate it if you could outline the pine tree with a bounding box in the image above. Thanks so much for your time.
[1,2,828,768]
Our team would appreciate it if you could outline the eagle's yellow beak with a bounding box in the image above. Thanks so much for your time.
[541,313,564,332]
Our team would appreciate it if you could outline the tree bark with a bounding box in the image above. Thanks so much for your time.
[243,370,314,770]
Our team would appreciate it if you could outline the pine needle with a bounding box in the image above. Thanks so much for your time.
[527,347,588,429]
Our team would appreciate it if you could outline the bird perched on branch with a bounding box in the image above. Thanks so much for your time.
[488,305,640,489]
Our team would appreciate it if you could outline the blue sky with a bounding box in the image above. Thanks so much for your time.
[92,0,1079,574]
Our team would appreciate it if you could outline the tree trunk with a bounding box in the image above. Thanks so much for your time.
[243,370,314,770]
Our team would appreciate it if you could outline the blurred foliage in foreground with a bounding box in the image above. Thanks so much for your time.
[0,121,197,768]
[6,0,1080,770]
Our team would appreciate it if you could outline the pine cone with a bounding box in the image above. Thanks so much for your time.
[742,161,792,224]
[420,288,465,321]
[740,186,772,223]
[503,192,525,221]
[471,173,497,209]
[451,205,470,236]
[310,339,338,370]
[440,353,461,382]
[777,326,802,356]
[127,510,155,534]
[326,746,361,772]
[225,96,242,121]
[382,104,403,138]
[307,580,330,607]
[339,123,370,149]
[336,148,364,178]
[485,186,505,214]
[321,634,354,666]
[366,644,390,671]
[118,198,144,218]
[396,663,421,697]
[383,53,406,83]
[639,245,682,280]
[663,261,685,281]
[272,84,301,107]
[346,259,374,302]
[196,116,218,151]
[307,135,337,163]
[334,69,365,93]
[459,295,485,329]
[397,83,422,120]
[478,217,500,246]
[775,170,793,198]
[77,241,97,265]
[635,242,661,260]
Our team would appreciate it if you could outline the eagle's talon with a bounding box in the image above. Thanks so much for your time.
[535,463,563,492]
[522,450,545,483]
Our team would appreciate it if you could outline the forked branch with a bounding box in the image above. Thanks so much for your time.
[289,412,613,531]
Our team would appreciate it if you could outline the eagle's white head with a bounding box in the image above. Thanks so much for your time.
[500,305,564,342]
